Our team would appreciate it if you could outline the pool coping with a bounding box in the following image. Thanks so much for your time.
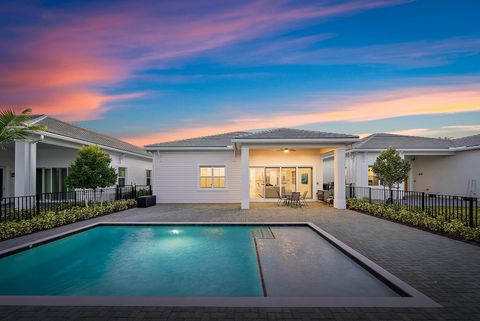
[0,222,441,308]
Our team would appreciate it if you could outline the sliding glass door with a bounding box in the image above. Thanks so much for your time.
[249,166,312,199]
[265,167,280,199]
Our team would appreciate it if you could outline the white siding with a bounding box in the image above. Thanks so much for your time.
[411,150,480,196]
[152,150,242,203]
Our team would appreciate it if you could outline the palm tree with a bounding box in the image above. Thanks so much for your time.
[0,108,47,146]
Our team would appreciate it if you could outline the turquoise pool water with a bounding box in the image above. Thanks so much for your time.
[0,225,401,298]
[0,226,263,296]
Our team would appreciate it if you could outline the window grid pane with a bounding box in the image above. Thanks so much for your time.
[199,166,225,188]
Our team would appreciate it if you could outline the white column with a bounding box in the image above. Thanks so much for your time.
[241,146,250,209]
[334,146,346,209]
[14,140,37,196]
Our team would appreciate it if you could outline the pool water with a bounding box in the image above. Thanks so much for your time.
[0,225,401,297]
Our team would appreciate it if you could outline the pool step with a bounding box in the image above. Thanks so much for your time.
[251,227,275,239]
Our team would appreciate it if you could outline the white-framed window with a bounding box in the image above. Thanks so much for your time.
[146,169,152,185]
[368,166,381,186]
[199,166,226,188]
[118,167,126,187]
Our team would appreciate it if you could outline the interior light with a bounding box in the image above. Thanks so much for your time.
[283,148,289,153]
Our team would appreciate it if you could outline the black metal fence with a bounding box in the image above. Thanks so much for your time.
[0,185,152,223]
[345,185,479,227]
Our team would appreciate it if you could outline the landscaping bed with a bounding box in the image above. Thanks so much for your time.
[347,198,480,244]
[0,199,137,241]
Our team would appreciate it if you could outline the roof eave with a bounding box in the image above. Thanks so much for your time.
[231,138,360,143]
[144,146,234,151]
[36,131,152,159]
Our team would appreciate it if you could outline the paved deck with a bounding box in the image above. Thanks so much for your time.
[1,203,480,320]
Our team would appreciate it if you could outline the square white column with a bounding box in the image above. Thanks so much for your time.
[241,146,250,209]
[334,146,346,209]
[14,140,37,197]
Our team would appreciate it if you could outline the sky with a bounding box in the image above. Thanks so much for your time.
[0,0,479,146]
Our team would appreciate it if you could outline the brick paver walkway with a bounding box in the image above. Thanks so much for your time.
[1,203,479,320]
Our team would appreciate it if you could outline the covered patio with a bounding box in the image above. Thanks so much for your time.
[232,130,359,210]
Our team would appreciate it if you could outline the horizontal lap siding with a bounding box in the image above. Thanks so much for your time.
[152,151,241,203]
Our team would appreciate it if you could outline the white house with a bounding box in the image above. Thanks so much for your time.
[0,115,152,198]
[322,133,480,197]
[145,128,360,209]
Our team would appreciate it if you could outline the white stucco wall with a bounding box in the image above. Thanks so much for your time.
[411,150,480,196]
[152,150,242,203]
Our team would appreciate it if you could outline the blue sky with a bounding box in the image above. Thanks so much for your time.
[0,0,479,145]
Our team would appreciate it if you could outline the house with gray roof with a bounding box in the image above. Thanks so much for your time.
[145,128,359,209]
[0,115,152,198]
[322,133,480,197]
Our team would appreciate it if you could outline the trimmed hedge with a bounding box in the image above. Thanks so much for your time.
[0,199,137,241]
[347,198,480,243]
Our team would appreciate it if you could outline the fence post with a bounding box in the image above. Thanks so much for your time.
[115,185,119,201]
[468,197,474,227]
[421,192,425,211]
[368,187,372,203]
[133,185,137,199]
[149,185,152,195]
[36,194,40,216]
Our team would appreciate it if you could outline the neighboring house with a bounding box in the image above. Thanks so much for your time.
[0,115,152,198]
[322,133,480,197]
[145,128,359,209]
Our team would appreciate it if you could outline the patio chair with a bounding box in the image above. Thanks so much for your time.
[326,190,334,207]
[300,191,308,207]
[290,192,301,208]
[276,190,288,206]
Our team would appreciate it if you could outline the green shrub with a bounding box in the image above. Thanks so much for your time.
[0,199,136,241]
[347,198,480,243]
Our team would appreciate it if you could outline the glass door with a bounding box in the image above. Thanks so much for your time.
[281,167,296,197]
[249,167,265,199]
[298,167,313,199]
[265,167,280,199]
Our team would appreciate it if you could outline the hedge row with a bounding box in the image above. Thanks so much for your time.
[0,199,137,241]
[347,198,480,243]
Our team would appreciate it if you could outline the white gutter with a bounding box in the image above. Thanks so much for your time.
[231,138,360,143]
[144,146,234,151]
[35,131,152,159]
[347,148,453,153]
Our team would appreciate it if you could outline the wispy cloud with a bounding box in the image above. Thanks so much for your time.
[0,0,409,120]
[123,84,480,145]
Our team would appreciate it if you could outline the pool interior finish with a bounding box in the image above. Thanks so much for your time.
[0,225,402,298]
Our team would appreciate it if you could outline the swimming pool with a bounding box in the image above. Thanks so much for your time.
[0,223,439,307]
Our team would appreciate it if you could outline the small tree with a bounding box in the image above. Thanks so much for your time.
[372,147,411,204]
[65,145,117,206]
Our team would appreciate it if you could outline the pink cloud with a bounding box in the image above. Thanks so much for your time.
[0,0,407,120]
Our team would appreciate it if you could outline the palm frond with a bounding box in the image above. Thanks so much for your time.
[0,108,47,145]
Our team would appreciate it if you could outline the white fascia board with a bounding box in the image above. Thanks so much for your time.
[231,138,359,144]
[36,131,152,160]
[144,146,234,151]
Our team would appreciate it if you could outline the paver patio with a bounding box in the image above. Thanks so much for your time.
[1,203,479,320]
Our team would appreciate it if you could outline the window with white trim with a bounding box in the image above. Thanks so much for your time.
[146,169,152,185]
[199,166,225,188]
[118,167,126,187]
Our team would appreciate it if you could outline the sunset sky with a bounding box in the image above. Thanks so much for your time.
[1,0,479,146]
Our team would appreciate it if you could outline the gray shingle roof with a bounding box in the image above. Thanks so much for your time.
[32,116,150,157]
[235,128,358,139]
[146,128,359,148]
[352,133,453,150]
[453,134,480,148]
[145,131,249,148]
